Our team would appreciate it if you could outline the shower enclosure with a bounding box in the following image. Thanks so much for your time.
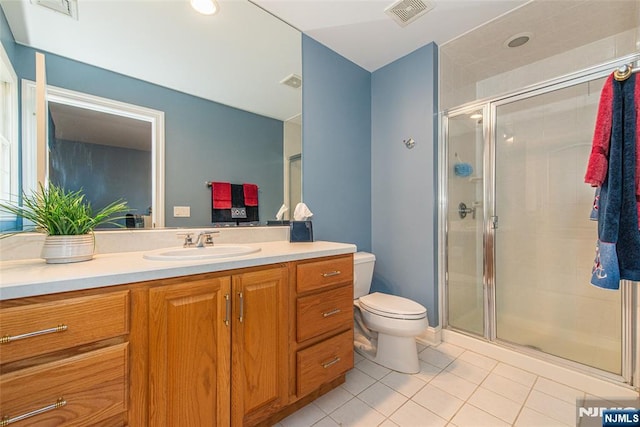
[441,58,638,383]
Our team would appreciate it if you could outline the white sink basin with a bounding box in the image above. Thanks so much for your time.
[144,244,260,261]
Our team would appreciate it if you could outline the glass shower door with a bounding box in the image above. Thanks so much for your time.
[446,110,485,336]
[493,77,623,374]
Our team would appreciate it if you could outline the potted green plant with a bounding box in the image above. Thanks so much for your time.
[0,183,128,263]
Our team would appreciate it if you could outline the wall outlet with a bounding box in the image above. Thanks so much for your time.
[173,206,191,217]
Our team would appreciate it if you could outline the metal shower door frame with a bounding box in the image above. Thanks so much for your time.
[439,53,640,385]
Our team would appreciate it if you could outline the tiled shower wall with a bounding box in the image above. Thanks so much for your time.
[440,1,640,111]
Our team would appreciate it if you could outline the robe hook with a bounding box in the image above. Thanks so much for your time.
[614,64,632,81]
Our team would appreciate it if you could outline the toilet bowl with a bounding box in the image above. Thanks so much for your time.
[353,252,428,374]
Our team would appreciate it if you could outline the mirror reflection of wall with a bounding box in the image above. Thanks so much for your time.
[20,80,166,229]
[288,155,302,218]
[0,40,18,233]
[0,0,301,230]
[48,102,152,228]
[283,115,302,220]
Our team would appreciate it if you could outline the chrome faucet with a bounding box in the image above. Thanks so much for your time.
[179,231,219,248]
[194,231,219,248]
[182,233,194,247]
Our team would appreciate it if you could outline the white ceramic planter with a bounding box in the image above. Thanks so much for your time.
[41,234,95,264]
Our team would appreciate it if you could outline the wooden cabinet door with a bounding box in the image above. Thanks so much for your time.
[149,276,231,427]
[231,266,288,426]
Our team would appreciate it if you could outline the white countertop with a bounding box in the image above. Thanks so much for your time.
[0,241,357,300]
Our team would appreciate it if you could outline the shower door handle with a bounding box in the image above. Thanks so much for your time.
[491,216,499,229]
[458,202,475,219]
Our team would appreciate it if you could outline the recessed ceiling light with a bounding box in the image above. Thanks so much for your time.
[469,112,482,120]
[191,0,219,15]
[504,32,533,48]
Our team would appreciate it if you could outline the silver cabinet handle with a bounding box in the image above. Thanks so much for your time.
[224,294,230,326]
[1,397,66,426]
[0,324,68,344]
[322,308,341,318]
[238,292,244,323]
[322,357,341,369]
[321,271,341,278]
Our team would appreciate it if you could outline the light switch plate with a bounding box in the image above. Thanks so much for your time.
[173,206,191,217]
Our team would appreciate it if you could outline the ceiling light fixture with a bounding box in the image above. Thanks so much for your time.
[191,0,219,15]
[504,32,532,48]
[469,112,482,120]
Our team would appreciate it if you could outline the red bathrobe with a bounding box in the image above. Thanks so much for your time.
[584,73,640,227]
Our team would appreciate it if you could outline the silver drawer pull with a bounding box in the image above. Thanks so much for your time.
[322,357,341,369]
[321,271,341,278]
[0,324,68,344]
[238,292,244,323]
[1,397,66,426]
[322,308,341,318]
[224,294,230,326]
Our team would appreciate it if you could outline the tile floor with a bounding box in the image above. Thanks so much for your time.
[274,342,626,427]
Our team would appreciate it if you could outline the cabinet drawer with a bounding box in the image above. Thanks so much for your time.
[0,291,129,364]
[297,330,353,397]
[297,285,353,342]
[296,256,353,293]
[0,343,128,426]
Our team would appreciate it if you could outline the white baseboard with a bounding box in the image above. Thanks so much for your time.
[416,326,442,347]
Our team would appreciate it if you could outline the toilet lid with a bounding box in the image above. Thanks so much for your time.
[359,292,427,320]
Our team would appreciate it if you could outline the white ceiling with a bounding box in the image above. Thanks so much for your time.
[252,0,529,72]
[1,0,529,122]
[441,0,640,83]
[49,102,152,151]
[1,0,302,121]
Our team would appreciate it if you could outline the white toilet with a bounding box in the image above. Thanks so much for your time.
[353,252,428,374]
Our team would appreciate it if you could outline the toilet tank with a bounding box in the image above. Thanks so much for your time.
[353,252,376,299]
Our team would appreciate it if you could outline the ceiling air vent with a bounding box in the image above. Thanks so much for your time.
[280,74,302,89]
[385,0,434,27]
[30,0,78,19]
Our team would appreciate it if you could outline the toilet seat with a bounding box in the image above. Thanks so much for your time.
[359,292,426,320]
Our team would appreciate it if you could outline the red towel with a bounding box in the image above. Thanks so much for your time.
[243,183,258,206]
[212,182,231,209]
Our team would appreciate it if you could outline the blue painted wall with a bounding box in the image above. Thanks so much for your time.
[371,43,439,326]
[8,44,284,228]
[49,139,152,219]
[301,36,439,326]
[301,35,372,252]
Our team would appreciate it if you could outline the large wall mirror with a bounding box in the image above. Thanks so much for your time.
[0,0,302,230]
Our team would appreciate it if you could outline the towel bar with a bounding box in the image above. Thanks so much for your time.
[206,181,259,189]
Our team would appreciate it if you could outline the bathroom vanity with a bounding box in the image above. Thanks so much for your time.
[0,240,355,426]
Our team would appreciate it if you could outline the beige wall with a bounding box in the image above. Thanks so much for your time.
[283,117,302,219]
